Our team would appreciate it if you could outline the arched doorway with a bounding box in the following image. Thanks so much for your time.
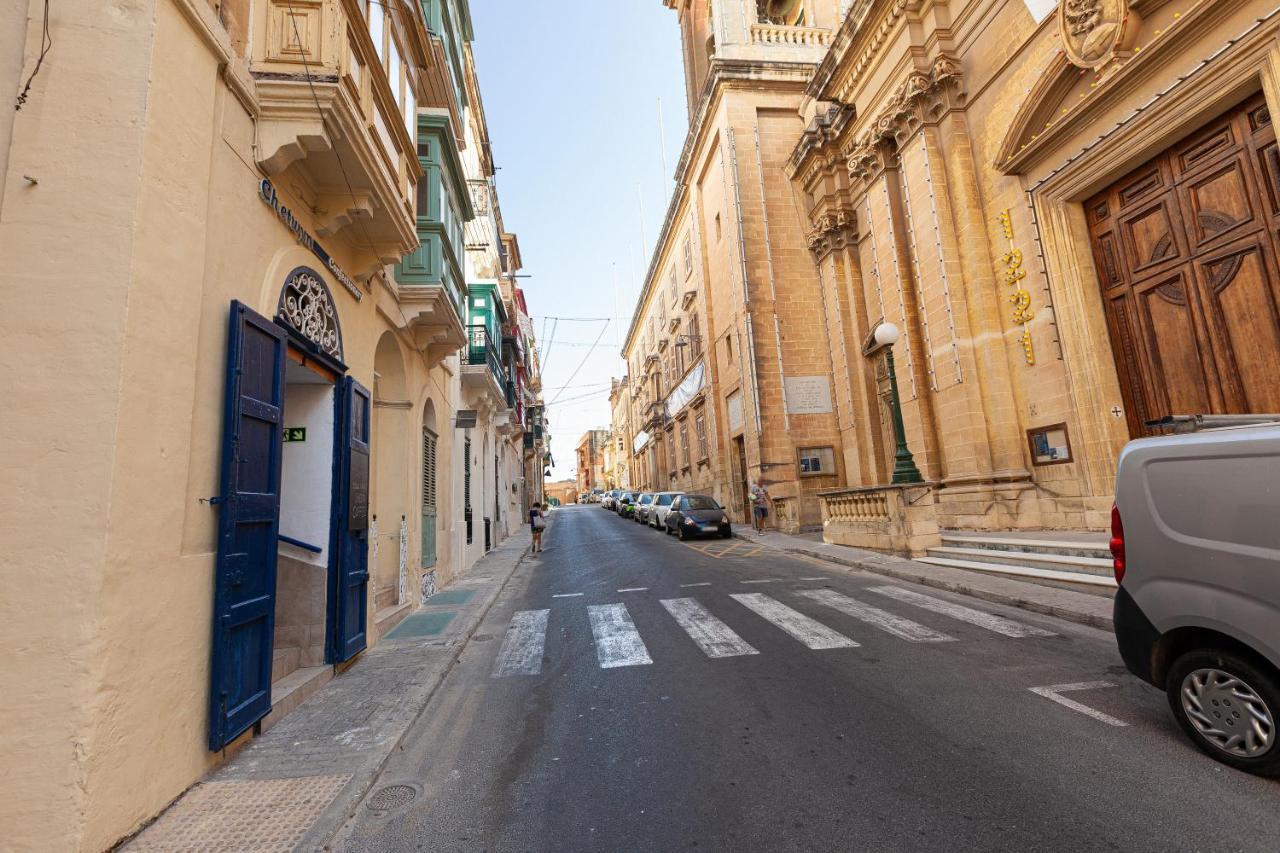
[373,332,408,615]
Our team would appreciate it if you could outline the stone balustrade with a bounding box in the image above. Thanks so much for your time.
[818,483,940,557]
[822,490,890,522]
[749,24,835,48]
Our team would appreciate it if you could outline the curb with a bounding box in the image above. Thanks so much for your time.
[311,534,533,850]
[745,535,1111,631]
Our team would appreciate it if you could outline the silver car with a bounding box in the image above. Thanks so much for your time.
[647,491,683,530]
[1113,415,1280,775]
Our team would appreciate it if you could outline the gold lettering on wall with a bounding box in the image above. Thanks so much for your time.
[998,209,1036,365]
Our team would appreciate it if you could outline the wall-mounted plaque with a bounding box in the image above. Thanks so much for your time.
[785,376,833,415]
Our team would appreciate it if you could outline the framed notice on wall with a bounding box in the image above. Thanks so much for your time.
[1027,423,1072,466]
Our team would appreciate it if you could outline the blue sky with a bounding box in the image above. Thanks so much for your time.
[470,1,689,481]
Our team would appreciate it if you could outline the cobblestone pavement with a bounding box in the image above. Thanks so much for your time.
[123,529,532,852]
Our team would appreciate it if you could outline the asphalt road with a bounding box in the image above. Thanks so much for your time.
[332,505,1280,852]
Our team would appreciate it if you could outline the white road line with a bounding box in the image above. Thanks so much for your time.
[868,586,1056,638]
[552,593,583,598]
[492,610,549,677]
[730,593,859,650]
[1029,682,1128,727]
[680,582,712,588]
[797,589,956,642]
[617,587,649,593]
[587,604,654,669]
[739,579,776,584]
[660,598,759,659]
[798,577,828,581]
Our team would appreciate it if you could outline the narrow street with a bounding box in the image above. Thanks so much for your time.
[333,506,1280,852]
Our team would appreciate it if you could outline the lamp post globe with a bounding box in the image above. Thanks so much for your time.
[873,322,900,347]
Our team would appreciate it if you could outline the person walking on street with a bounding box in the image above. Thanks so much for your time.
[749,478,771,535]
[530,502,547,553]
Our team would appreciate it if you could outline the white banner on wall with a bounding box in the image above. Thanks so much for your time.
[633,430,651,454]
[665,362,705,417]
[785,376,833,415]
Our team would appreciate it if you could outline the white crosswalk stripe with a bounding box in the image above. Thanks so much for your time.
[867,586,1056,638]
[729,593,859,649]
[587,603,653,668]
[797,589,956,642]
[492,587,1060,677]
[492,609,550,677]
[661,598,759,658]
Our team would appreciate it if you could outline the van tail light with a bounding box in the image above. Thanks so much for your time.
[1109,503,1126,585]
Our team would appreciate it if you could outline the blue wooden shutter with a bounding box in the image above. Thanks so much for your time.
[209,301,287,751]
[332,376,371,662]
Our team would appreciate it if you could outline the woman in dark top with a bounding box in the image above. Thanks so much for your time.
[529,503,546,553]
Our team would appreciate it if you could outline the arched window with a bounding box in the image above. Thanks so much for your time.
[277,266,343,360]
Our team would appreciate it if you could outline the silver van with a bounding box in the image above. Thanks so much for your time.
[1113,415,1280,775]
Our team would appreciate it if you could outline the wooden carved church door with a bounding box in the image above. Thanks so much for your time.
[1087,95,1280,436]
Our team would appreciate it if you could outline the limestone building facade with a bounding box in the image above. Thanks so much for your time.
[788,0,1280,552]
[620,0,1280,551]
[622,0,851,529]
[0,0,543,848]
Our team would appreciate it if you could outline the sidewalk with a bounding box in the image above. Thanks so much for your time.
[744,529,1114,630]
[122,529,532,853]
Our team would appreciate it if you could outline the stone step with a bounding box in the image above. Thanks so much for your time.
[926,545,1114,577]
[915,556,1118,588]
[939,532,1110,559]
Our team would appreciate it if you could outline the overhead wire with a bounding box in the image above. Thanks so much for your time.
[14,0,51,112]
[548,320,610,406]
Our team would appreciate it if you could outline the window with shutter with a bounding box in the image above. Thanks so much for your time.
[422,429,438,511]
[463,437,473,544]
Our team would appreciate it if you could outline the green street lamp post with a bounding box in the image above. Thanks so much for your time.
[874,322,924,485]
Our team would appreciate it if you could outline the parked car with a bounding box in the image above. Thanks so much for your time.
[616,492,638,518]
[1113,415,1280,776]
[648,491,683,530]
[666,494,732,540]
[602,489,619,510]
[634,492,655,523]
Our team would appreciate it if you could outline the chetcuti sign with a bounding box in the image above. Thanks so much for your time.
[259,178,362,302]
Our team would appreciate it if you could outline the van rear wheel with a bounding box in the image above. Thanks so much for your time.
[1166,649,1280,776]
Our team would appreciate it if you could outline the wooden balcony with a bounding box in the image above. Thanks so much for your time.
[251,0,425,272]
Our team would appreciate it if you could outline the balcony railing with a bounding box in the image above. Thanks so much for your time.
[749,23,834,47]
[466,324,506,386]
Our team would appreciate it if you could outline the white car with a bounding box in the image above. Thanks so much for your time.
[648,491,683,530]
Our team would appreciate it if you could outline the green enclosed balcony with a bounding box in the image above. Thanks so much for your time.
[461,322,507,410]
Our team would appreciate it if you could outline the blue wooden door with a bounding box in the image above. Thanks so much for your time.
[209,301,287,751]
[332,376,371,662]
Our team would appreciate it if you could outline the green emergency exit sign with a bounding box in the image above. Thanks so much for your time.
[284,427,307,442]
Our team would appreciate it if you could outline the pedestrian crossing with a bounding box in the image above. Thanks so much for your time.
[490,586,1056,678]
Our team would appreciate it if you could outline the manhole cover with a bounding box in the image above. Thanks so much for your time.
[366,784,417,811]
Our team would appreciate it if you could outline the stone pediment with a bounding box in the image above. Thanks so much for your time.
[997,0,1230,175]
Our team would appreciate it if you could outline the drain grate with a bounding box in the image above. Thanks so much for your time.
[366,784,417,812]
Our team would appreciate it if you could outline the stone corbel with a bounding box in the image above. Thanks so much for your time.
[314,190,377,237]
[806,206,858,260]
